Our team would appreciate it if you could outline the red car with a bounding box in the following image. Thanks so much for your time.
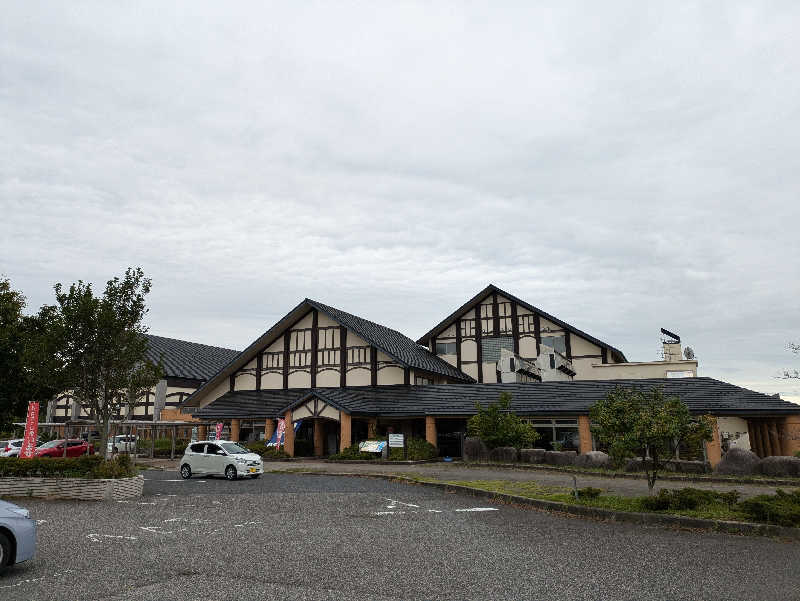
[34,439,94,458]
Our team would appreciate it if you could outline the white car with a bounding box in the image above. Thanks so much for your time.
[0,439,23,458]
[179,440,263,480]
[107,435,138,454]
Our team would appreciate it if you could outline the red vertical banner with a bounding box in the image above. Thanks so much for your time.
[215,422,224,441]
[19,402,40,459]
[275,418,286,450]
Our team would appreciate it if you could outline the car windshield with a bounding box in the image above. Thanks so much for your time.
[39,440,63,448]
[221,443,248,454]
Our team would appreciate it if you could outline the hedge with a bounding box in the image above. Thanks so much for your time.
[0,455,137,479]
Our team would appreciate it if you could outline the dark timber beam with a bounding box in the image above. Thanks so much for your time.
[511,303,519,354]
[475,309,483,382]
[283,332,290,389]
[404,367,410,385]
[565,331,572,361]
[339,326,347,387]
[455,318,462,372]
[492,293,500,336]
[310,310,318,388]
[256,353,263,390]
[370,346,378,386]
[229,374,235,392]
[601,347,608,364]
[533,313,541,355]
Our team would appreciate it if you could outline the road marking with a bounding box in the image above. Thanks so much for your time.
[233,521,262,527]
[87,533,138,542]
[36,519,47,525]
[0,569,74,590]
[137,502,156,505]
[384,498,420,509]
[162,479,184,482]
[455,507,499,512]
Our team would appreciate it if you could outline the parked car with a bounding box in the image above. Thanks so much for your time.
[0,499,36,571]
[1,439,24,458]
[179,440,263,480]
[34,439,94,458]
[107,435,138,454]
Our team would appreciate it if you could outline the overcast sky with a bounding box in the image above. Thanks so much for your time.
[1,2,798,402]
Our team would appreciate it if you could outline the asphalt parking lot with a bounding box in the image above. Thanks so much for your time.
[2,470,799,601]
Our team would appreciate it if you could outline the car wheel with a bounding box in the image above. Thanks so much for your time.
[0,530,11,568]
[224,465,237,481]
[112,446,118,454]
[180,464,192,480]
[251,474,261,479]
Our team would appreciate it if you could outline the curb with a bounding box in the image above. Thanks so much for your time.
[459,462,800,487]
[283,470,800,541]
[324,459,439,465]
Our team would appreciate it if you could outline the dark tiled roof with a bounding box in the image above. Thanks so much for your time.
[192,377,800,420]
[145,334,240,382]
[416,284,628,362]
[307,299,472,382]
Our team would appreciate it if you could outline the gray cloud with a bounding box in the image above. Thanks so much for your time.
[1,2,798,401]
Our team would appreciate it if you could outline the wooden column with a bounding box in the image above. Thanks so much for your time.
[704,418,722,468]
[198,424,207,440]
[564,331,572,361]
[533,313,541,355]
[310,310,318,387]
[748,420,763,457]
[577,416,592,454]
[367,418,377,438]
[256,353,263,390]
[492,293,500,336]
[511,303,519,354]
[760,421,772,456]
[403,367,410,385]
[425,416,437,448]
[229,374,235,392]
[601,348,608,364]
[475,310,483,383]
[455,319,463,371]
[264,418,276,442]
[283,333,290,389]
[230,419,240,442]
[340,413,352,450]
[313,420,325,456]
[283,410,295,457]
[781,415,800,456]
[370,346,378,386]
[768,420,782,457]
[339,326,348,387]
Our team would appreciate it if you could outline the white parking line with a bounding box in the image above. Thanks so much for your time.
[455,507,499,512]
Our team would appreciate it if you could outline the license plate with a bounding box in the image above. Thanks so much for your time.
[249,467,256,473]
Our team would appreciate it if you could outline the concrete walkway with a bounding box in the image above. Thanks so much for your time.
[143,458,797,500]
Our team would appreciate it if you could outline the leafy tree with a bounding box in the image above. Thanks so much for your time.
[467,392,539,449]
[590,385,713,494]
[54,268,162,458]
[0,279,69,431]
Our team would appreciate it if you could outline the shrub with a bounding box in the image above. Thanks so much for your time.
[577,487,602,500]
[329,444,378,461]
[467,392,539,450]
[0,455,136,479]
[388,437,438,461]
[260,448,289,460]
[739,489,800,527]
[638,488,740,512]
[135,438,189,457]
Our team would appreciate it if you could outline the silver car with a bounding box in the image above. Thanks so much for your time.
[0,500,36,571]
[179,440,263,480]
[0,439,23,458]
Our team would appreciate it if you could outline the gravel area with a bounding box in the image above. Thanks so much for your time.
[1,471,798,601]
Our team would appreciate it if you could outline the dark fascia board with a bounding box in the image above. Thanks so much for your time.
[416,284,628,363]
[277,389,352,416]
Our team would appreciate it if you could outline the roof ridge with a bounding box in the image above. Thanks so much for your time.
[146,333,240,353]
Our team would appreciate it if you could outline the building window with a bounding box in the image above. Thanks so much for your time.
[415,376,433,385]
[540,335,566,354]
[480,336,513,362]
[519,314,536,334]
[526,418,580,451]
[435,341,457,355]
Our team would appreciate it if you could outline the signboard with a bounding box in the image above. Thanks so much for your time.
[274,419,286,449]
[215,422,224,440]
[358,440,387,453]
[19,402,40,459]
[388,433,405,448]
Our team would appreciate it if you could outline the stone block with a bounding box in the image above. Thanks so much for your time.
[462,437,488,463]
[489,446,519,463]
[758,456,800,477]
[715,448,761,476]
[544,450,577,466]
[519,448,546,464]
[575,451,610,468]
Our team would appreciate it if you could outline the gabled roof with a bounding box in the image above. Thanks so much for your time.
[193,377,800,420]
[145,334,240,381]
[416,284,628,362]
[182,298,473,408]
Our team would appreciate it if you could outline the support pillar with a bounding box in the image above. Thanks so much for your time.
[781,415,800,456]
[768,420,782,457]
[704,418,722,468]
[314,420,325,457]
[367,418,377,439]
[283,411,294,457]
[577,415,592,454]
[760,421,773,456]
[264,418,276,442]
[340,413,352,450]
[230,419,240,442]
[425,416,437,449]
[198,424,207,440]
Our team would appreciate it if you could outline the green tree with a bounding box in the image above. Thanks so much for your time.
[54,267,162,458]
[467,392,539,449]
[783,342,799,379]
[589,385,713,494]
[0,279,69,431]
